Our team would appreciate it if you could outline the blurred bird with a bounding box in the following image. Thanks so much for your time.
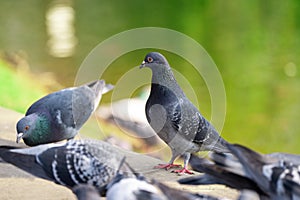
[178,154,267,198]
[179,143,300,199]
[97,87,159,149]
[0,139,129,196]
[106,158,163,200]
[16,80,113,146]
[106,160,222,200]
[140,52,229,174]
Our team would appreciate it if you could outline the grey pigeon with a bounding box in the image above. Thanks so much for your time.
[227,143,300,200]
[16,79,113,146]
[0,139,129,196]
[107,176,163,200]
[97,88,159,149]
[180,143,300,200]
[106,162,222,200]
[140,52,229,174]
[106,159,163,200]
[178,154,267,199]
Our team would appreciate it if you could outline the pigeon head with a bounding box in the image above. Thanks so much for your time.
[16,114,49,145]
[140,52,170,69]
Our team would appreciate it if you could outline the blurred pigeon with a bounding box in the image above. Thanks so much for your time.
[107,161,222,200]
[97,87,159,149]
[227,143,300,199]
[16,80,113,146]
[107,176,163,200]
[180,143,300,199]
[140,52,229,174]
[106,159,163,200]
[72,184,102,200]
[178,154,266,198]
[0,139,129,196]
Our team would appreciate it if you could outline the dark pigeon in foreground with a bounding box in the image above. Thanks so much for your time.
[106,159,162,200]
[140,52,229,174]
[179,154,267,198]
[0,139,129,196]
[16,79,113,146]
[106,161,222,200]
[179,143,300,200]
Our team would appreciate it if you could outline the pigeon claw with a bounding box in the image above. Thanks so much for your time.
[172,168,194,175]
[154,163,182,170]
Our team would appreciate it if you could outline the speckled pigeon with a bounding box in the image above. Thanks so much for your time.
[16,80,113,146]
[0,139,129,196]
[140,52,229,174]
[179,143,300,199]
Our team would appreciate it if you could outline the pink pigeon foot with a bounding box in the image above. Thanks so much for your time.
[154,163,182,170]
[172,168,194,175]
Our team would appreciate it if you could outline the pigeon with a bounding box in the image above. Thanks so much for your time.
[16,79,114,146]
[140,52,229,174]
[106,161,222,200]
[179,143,300,199]
[178,154,267,198]
[106,158,163,200]
[107,176,163,200]
[97,87,159,149]
[151,180,224,200]
[0,139,129,196]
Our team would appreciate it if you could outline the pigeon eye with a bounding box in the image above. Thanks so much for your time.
[147,57,153,63]
[25,125,29,131]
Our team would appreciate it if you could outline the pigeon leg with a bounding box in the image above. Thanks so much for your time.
[172,153,194,175]
[172,167,194,175]
[154,163,182,170]
[154,153,181,170]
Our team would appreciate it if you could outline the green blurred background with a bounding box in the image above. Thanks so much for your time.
[0,0,299,154]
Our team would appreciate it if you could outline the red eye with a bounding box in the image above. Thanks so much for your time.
[25,126,29,130]
[147,57,153,63]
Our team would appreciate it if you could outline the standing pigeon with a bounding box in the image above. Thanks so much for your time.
[0,139,129,196]
[140,52,229,174]
[16,80,113,146]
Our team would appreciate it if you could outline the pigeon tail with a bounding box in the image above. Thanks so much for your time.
[102,84,114,94]
[0,145,52,181]
[226,143,272,192]
[209,136,230,153]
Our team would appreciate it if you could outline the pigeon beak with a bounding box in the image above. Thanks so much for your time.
[16,132,24,143]
[139,61,146,69]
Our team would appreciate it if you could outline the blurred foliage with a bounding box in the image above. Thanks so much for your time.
[0,0,300,154]
[0,60,47,113]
